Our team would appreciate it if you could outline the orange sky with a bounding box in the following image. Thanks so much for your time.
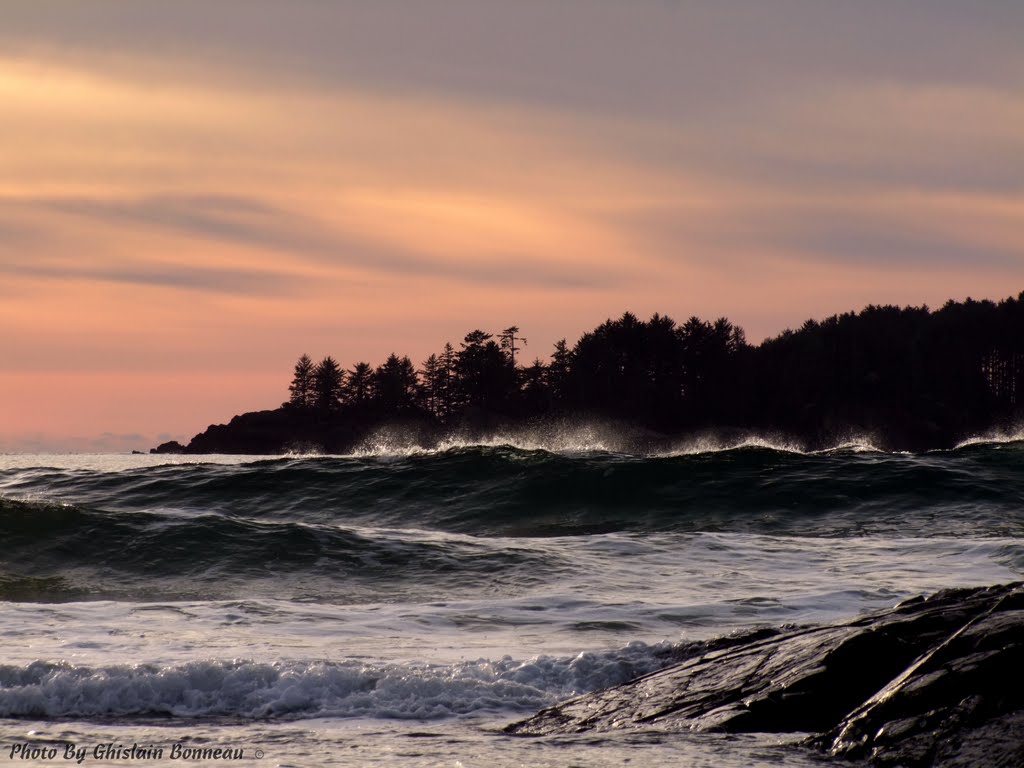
[1,2,1022,451]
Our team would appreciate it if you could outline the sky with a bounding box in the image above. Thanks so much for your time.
[1,0,1022,452]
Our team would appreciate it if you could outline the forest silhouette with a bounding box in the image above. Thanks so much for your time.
[156,293,1024,454]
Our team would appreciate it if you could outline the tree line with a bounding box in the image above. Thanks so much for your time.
[283,294,1024,449]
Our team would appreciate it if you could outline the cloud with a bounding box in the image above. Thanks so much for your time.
[615,194,1024,272]
[4,261,306,297]
[42,194,296,248]
[1,1,1021,119]
[1,194,316,297]
[3,192,618,292]
[2,2,1023,451]
[773,213,1024,270]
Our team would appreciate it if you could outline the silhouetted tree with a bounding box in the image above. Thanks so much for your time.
[345,362,373,407]
[521,358,550,414]
[373,354,419,412]
[419,353,443,417]
[499,326,527,368]
[547,339,573,407]
[288,354,315,409]
[456,330,514,410]
[570,312,655,420]
[276,291,1023,452]
[644,313,686,423]
[439,343,457,419]
[313,356,345,412]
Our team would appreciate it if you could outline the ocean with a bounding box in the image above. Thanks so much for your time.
[1,428,1022,766]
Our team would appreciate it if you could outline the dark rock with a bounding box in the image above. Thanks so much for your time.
[150,440,187,454]
[506,582,1024,767]
[184,409,309,454]
[153,405,444,455]
[813,585,1024,767]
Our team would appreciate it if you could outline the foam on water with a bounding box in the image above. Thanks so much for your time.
[1,442,1020,766]
[1,424,1015,473]
[0,642,676,721]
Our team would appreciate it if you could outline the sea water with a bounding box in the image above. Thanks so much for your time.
[1,429,1022,766]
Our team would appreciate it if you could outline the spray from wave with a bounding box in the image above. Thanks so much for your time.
[953,424,1024,449]
[345,423,891,459]
[347,422,626,457]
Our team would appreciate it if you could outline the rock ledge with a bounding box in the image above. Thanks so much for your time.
[506,582,1024,767]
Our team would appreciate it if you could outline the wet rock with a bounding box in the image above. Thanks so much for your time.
[506,582,1024,767]
[813,585,1024,767]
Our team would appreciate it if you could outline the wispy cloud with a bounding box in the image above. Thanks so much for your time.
[3,193,614,291]
[4,261,306,297]
[614,194,1024,271]
[41,194,294,247]
[2,2,1022,450]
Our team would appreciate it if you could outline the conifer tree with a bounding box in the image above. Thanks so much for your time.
[419,353,442,417]
[499,326,527,368]
[288,354,315,409]
[548,339,573,404]
[439,343,456,417]
[345,362,373,407]
[457,330,509,408]
[373,354,419,411]
[313,356,345,412]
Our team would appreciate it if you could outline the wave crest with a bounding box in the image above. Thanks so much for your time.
[349,422,627,457]
[954,425,1024,450]
[346,424,891,458]
[0,642,676,720]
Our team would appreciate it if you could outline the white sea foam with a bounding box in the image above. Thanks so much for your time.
[662,432,886,456]
[954,425,1024,449]
[660,435,807,456]
[814,440,885,454]
[0,642,673,720]
[348,424,892,459]
[348,423,625,458]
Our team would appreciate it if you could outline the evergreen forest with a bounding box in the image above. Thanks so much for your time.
[159,293,1024,454]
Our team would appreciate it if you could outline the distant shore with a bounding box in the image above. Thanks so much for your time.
[153,294,1024,455]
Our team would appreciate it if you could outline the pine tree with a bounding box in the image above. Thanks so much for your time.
[313,356,345,412]
[419,353,442,417]
[457,330,514,409]
[548,339,573,405]
[439,343,456,417]
[288,354,315,409]
[499,326,527,367]
[373,354,420,412]
[345,362,373,407]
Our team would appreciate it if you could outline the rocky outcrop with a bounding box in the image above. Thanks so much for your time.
[506,582,1024,767]
[149,407,438,455]
[150,440,187,454]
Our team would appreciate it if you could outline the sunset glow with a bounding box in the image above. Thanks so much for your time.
[1,1,1021,451]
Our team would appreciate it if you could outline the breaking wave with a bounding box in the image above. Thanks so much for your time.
[2,439,1022,602]
[0,642,678,720]
[953,424,1024,450]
